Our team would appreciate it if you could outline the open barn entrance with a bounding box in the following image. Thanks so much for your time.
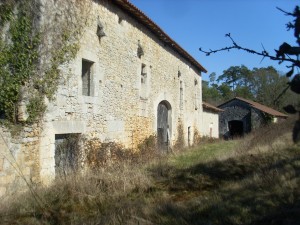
[228,120,244,138]
[157,101,172,151]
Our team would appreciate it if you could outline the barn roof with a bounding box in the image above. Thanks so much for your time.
[203,101,223,113]
[111,0,207,73]
[218,97,288,118]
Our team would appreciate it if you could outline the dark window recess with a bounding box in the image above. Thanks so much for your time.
[194,80,199,110]
[180,81,183,110]
[82,60,94,96]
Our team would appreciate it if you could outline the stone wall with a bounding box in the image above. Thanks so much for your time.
[0,125,41,198]
[219,100,251,138]
[37,0,203,182]
[218,98,276,138]
[201,110,220,138]
[251,108,267,130]
[0,0,205,195]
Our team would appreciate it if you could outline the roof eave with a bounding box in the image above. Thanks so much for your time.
[111,0,207,73]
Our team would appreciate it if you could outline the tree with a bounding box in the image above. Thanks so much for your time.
[202,80,222,105]
[202,65,290,108]
[251,67,289,109]
[217,65,251,92]
[199,5,300,142]
[209,72,217,85]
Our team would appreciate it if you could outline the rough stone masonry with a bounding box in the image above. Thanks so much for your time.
[0,0,211,198]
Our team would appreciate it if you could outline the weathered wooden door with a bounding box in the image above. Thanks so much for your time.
[157,102,169,150]
[55,134,80,176]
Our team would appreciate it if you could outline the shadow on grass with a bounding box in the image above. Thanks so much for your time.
[147,147,300,225]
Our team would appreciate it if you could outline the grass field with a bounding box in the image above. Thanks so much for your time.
[1,118,300,224]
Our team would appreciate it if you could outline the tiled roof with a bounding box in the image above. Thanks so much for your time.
[219,97,288,118]
[203,101,223,112]
[111,0,207,73]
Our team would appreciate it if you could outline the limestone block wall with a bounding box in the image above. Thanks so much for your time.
[0,125,41,198]
[0,0,205,192]
[38,0,203,182]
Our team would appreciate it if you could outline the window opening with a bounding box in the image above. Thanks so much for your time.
[140,63,147,99]
[82,60,94,96]
[194,78,199,110]
[180,81,183,110]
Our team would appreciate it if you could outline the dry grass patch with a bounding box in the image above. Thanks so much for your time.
[0,162,153,225]
[1,118,300,224]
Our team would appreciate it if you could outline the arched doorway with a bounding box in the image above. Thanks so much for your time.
[228,120,244,138]
[157,101,172,150]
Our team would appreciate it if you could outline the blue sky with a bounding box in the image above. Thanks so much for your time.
[130,0,299,81]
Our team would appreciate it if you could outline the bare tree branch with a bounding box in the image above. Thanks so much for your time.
[199,33,300,67]
[276,7,294,16]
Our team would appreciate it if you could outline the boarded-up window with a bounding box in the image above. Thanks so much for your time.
[82,60,94,96]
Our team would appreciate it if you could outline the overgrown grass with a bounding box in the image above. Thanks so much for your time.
[169,140,237,169]
[1,118,300,224]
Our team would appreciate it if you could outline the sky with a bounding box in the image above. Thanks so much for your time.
[130,0,299,81]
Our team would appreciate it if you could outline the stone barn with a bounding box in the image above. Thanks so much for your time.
[218,97,287,139]
[0,0,208,196]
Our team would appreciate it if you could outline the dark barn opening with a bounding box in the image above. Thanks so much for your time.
[157,101,171,151]
[228,120,244,138]
[55,133,80,176]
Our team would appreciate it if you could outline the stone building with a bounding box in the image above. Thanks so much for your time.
[218,97,288,139]
[201,102,223,138]
[0,0,208,196]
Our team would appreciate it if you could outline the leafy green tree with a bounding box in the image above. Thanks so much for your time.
[209,72,217,85]
[203,65,296,109]
[235,86,254,100]
[202,80,222,105]
[251,67,289,109]
[217,65,251,93]
[217,83,233,101]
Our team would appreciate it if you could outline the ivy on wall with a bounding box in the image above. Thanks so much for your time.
[0,1,39,123]
[0,0,87,125]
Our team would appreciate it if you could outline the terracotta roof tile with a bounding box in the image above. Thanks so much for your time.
[219,97,288,118]
[203,101,223,112]
[111,0,207,73]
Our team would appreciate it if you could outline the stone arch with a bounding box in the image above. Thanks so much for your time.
[157,100,172,150]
